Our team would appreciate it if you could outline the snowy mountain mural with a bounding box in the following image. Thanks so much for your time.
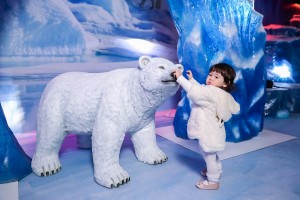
[0,0,178,59]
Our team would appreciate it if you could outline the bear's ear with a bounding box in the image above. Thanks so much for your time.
[176,64,184,72]
[138,55,151,69]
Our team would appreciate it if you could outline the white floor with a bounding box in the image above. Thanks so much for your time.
[156,125,297,160]
[0,181,19,200]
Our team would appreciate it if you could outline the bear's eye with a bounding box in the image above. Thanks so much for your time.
[159,66,165,70]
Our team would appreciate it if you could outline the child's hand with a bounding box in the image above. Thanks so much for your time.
[186,70,193,80]
[173,69,182,79]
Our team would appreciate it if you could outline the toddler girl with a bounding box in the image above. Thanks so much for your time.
[174,63,240,190]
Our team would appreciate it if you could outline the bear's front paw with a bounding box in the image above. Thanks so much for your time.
[31,153,61,176]
[94,164,130,188]
[136,147,168,165]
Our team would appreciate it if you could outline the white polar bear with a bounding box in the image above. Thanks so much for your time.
[31,55,183,188]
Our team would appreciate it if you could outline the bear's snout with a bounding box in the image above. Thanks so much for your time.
[161,72,177,83]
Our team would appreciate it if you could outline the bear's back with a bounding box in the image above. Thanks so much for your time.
[44,68,136,95]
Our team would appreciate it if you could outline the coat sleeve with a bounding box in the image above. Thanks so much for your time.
[177,76,215,104]
[176,76,192,92]
[189,78,200,85]
[186,84,216,104]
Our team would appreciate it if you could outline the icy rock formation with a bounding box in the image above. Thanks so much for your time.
[31,56,183,188]
[168,0,267,142]
[0,102,32,183]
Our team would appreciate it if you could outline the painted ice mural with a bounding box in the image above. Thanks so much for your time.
[0,0,178,59]
[168,0,267,142]
[0,0,95,56]
[0,0,178,133]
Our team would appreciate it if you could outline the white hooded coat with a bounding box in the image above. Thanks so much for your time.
[177,76,240,153]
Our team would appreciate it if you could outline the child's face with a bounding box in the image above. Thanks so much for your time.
[206,71,227,88]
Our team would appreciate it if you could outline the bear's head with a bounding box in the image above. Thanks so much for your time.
[138,55,184,96]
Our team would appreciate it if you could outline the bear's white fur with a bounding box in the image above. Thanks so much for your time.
[31,56,183,188]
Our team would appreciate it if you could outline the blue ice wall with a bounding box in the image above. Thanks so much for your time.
[168,0,267,142]
[0,102,32,183]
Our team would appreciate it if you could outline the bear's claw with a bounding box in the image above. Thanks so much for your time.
[110,177,130,188]
[94,164,130,188]
[135,146,168,165]
[40,166,61,176]
[153,156,168,165]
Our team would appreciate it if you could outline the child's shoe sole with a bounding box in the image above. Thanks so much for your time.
[195,180,219,190]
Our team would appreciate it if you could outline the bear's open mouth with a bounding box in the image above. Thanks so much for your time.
[161,79,176,83]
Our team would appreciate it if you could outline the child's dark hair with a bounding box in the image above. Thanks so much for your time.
[209,63,236,92]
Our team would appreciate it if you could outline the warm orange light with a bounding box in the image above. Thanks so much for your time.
[286,3,300,10]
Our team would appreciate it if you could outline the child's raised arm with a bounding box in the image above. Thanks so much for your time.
[186,70,193,80]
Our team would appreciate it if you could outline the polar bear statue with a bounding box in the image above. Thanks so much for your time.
[31,55,183,188]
